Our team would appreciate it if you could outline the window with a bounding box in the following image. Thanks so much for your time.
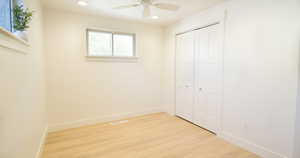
[0,0,12,32]
[0,0,25,32]
[113,34,134,57]
[88,31,113,56]
[87,29,136,57]
[0,0,29,52]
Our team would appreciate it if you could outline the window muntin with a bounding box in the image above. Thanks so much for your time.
[87,29,136,57]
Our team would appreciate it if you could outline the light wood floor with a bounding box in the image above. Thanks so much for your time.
[42,113,260,158]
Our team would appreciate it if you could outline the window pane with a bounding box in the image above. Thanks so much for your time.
[0,0,12,31]
[88,31,112,56]
[113,34,134,57]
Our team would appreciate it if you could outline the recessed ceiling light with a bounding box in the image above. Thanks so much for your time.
[77,0,88,6]
[151,16,159,19]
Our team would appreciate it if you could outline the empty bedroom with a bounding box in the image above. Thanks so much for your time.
[1,0,300,158]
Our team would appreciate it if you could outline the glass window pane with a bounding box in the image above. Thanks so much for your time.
[88,31,112,56]
[113,34,134,57]
[0,0,12,32]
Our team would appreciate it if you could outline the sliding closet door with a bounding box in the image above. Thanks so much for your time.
[194,24,222,133]
[175,32,194,122]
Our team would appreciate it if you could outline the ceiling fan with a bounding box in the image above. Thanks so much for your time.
[113,0,180,17]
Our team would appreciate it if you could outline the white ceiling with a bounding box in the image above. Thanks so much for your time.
[42,0,226,26]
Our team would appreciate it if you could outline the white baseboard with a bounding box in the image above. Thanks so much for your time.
[48,108,164,132]
[218,132,288,158]
[35,126,48,158]
[35,112,288,158]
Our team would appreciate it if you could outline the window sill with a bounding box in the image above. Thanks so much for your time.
[0,27,29,54]
[86,56,139,62]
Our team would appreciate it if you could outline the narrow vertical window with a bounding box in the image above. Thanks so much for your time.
[0,0,12,32]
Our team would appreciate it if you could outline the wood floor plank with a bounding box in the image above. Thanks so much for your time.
[42,113,260,158]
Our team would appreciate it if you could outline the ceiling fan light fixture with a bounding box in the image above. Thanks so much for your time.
[151,16,159,19]
[112,0,179,18]
[77,0,88,6]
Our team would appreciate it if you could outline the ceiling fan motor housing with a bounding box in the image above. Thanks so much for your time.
[141,0,153,5]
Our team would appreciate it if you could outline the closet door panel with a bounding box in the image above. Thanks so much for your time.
[194,24,222,132]
[175,32,194,122]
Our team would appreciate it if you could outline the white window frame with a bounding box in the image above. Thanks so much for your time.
[0,0,30,53]
[86,28,138,61]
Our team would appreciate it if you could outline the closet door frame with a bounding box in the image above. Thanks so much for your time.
[174,12,226,135]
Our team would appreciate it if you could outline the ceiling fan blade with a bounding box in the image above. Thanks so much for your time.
[143,5,150,17]
[113,4,140,9]
[153,3,179,11]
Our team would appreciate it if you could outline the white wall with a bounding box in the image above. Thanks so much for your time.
[43,9,165,131]
[295,61,300,157]
[295,27,300,158]
[0,0,47,158]
[164,0,300,158]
